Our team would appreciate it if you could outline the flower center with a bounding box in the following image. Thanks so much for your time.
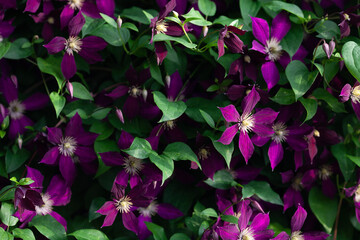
[155,20,168,34]
[265,37,282,61]
[115,195,133,213]
[128,86,142,98]
[355,184,360,203]
[344,13,350,21]
[272,122,288,143]
[290,231,304,240]
[350,86,360,103]
[65,36,82,55]
[238,114,255,133]
[47,17,55,24]
[318,165,332,180]
[68,0,84,10]
[123,156,143,175]
[165,120,176,130]
[238,227,255,240]
[291,174,303,191]
[198,147,210,160]
[58,136,77,157]
[138,201,158,217]
[8,100,25,120]
[244,55,251,63]
[313,129,320,137]
[35,193,54,215]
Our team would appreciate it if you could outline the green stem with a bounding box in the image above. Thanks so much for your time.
[117,27,130,54]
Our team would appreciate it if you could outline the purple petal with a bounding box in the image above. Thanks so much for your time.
[47,127,62,144]
[100,206,118,227]
[78,50,103,64]
[322,178,336,198]
[218,225,239,240]
[9,117,33,139]
[0,76,18,103]
[239,131,254,164]
[253,108,278,124]
[22,93,48,110]
[303,231,329,240]
[49,211,67,231]
[252,124,274,137]
[61,53,76,80]
[224,32,244,54]
[283,187,296,212]
[114,170,129,187]
[68,12,85,36]
[251,135,270,147]
[217,37,225,59]
[340,84,351,102]
[268,141,283,170]
[60,5,74,30]
[251,40,266,54]
[59,155,76,185]
[271,12,291,41]
[97,201,116,215]
[65,113,82,138]
[157,203,183,219]
[81,2,101,18]
[272,232,290,240]
[106,85,129,99]
[251,16,270,45]
[291,205,307,232]
[219,104,240,122]
[158,0,176,20]
[344,186,357,197]
[238,200,252,230]
[155,42,167,65]
[294,151,303,171]
[261,61,279,90]
[218,125,238,145]
[99,152,124,166]
[47,175,71,206]
[40,147,60,165]
[76,131,98,146]
[166,71,183,101]
[26,166,43,189]
[122,211,138,234]
[118,131,134,149]
[81,36,107,51]
[75,146,97,162]
[96,0,115,16]
[138,215,152,240]
[24,0,40,13]
[250,213,270,232]
[242,86,260,116]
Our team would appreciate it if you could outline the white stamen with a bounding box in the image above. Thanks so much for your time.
[128,86,142,98]
[68,0,84,10]
[318,165,332,180]
[272,122,289,143]
[115,195,133,213]
[350,86,360,104]
[65,36,82,55]
[8,100,25,120]
[123,156,143,175]
[155,20,168,34]
[290,231,304,240]
[238,114,255,133]
[198,147,210,160]
[138,201,158,217]
[35,193,54,215]
[238,227,255,240]
[264,37,282,61]
[355,184,360,203]
[58,136,77,157]
[291,174,303,191]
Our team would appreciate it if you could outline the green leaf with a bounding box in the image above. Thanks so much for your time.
[12,228,35,240]
[49,92,66,118]
[122,137,152,159]
[182,8,212,26]
[342,41,360,82]
[240,0,261,26]
[204,170,238,189]
[315,20,340,40]
[213,16,238,26]
[309,187,338,233]
[199,109,215,128]
[324,61,339,84]
[285,60,318,100]
[281,24,303,57]
[29,215,67,240]
[89,197,105,222]
[90,121,113,141]
[150,58,164,86]
[299,98,318,122]
[331,143,354,181]
[313,62,324,76]
[163,142,201,169]
[91,108,112,120]
[99,13,117,28]
[0,185,15,201]
[121,7,156,24]
[346,155,360,167]
[0,41,11,59]
[312,88,346,113]
[170,233,191,240]
[0,202,18,227]
[242,181,283,206]
[4,38,33,59]
[72,82,94,100]
[221,215,239,224]
[145,222,167,240]
[262,1,304,20]
[270,88,296,105]
[121,22,138,32]
[198,0,216,16]
[149,152,174,184]
[153,91,187,122]
[153,34,197,49]
[82,16,105,38]
[5,148,30,173]
[201,208,218,218]
[212,140,234,168]
[92,24,130,46]
[0,228,13,240]
[37,56,65,88]
[69,229,109,240]
[209,50,241,74]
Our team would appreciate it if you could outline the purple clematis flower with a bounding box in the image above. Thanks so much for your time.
[40,112,98,185]
[340,82,360,120]
[281,170,304,212]
[44,12,107,80]
[217,86,278,163]
[217,25,246,59]
[0,74,49,139]
[97,183,152,235]
[14,167,71,230]
[250,12,291,90]
[345,178,360,223]
[218,200,274,240]
[0,15,15,41]
[272,205,329,240]
[338,5,360,38]
[24,0,54,15]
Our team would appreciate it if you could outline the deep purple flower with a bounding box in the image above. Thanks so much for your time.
[250,12,291,89]
[39,112,98,185]
[338,5,360,38]
[97,183,152,235]
[14,167,71,230]
[43,12,107,80]
[281,170,304,212]
[217,86,278,163]
[0,75,49,139]
[0,16,15,40]
[217,25,246,59]
[340,82,360,120]
[24,0,54,15]
[272,205,329,240]
[14,186,44,216]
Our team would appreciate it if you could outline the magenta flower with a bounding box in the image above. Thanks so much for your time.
[345,178,360,223]
[217,86,278,163]
[44,12,107,80]
[217,25,246,59]
[14,167,71,230]
[272,205,329,240]
[40,113,98,185]
[0,75,48,139]
[340,82,360,120]
[24,0,54,15]
[250,12,291,89]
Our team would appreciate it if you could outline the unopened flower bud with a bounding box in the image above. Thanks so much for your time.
[67,80,73,98]
[322,39,335,59]
[115,108,124,123]
[33,35,39,41]
[116,16,122,28]
[202,26,208,37]
[0,104,5,118]
[173,11,179,18]
[10,75,18,88]
[142,88,148,101]
[313,129,320,137]
[165,75,171,87]
[17,136,23,149]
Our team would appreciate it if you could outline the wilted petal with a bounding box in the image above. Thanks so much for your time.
[239,131,254,163]
[61,53,76,80]
[271,12,291,41]
[261,61,279,90]
[219,104,240,122]
[340,84,351,102]
[268,141,283,170]
[218,125,238,145]
[217,36,225,59]
[242,86,260,116]
[251,16,270,45]
[224,32,244,54]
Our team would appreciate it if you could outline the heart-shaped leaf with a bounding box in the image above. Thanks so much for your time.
[153,91,187,122]
[49,92,66,118]
[285,60,318,100]
[342,41,360,82]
